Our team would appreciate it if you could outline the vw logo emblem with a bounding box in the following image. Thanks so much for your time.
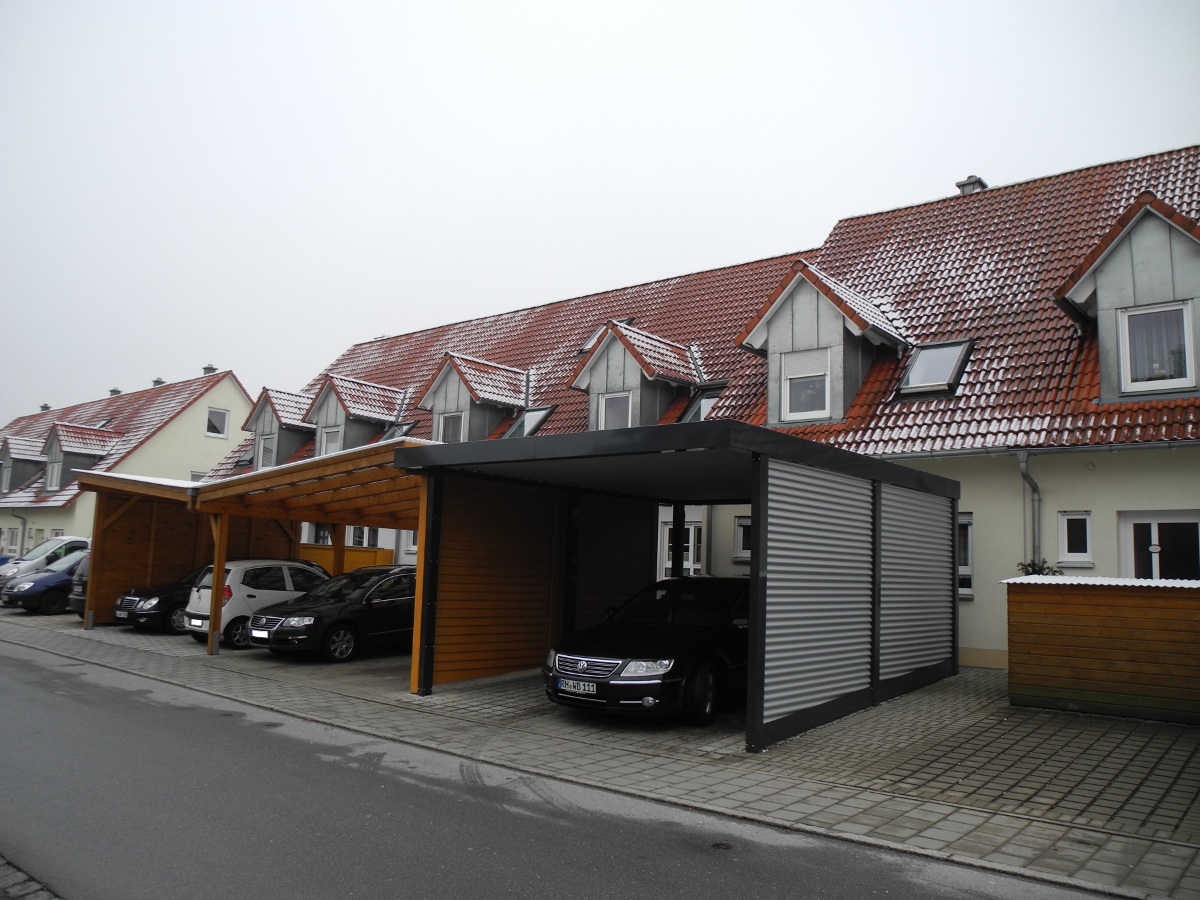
[578,660,588,673]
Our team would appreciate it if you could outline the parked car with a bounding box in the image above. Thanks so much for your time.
[183,559,330,649]
[0,536,90,602]
[248,565,416,662]
[67,554,90,618]
[113,565,208,633]
[543,576,750,726]
[1,548,91,614]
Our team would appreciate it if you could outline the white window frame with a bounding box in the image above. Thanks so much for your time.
[0,462,8,493]
[319,426,342,456]
[51,529,64,537]
[402,530,418,553]
[733,516,752,561]
[957,513,974,598]
[45,459,62,492]
[1118,301,1195,393]
[438,412,465,443]
[255,434,276,469]
[206,407,230,438]
[780,348,830,422]
[1057,510,1093,568]
[598,392,632,430]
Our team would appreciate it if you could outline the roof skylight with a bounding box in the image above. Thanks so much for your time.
[899,341,971,394]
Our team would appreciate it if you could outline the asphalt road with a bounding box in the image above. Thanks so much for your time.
[0,641,1106,900]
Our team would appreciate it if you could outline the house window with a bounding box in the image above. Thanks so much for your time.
[349,527,379,548]
[1058,511,1093,567]
[957,514,974,597]
[681,388,724,423]
[319,426,342,456]
[0,463,7,493]
[599,392,631,430]
[781,349,829,421]
[661,521,703,578]
[438,412,464,443]
[402,530,419,554]
[1119,302,1194,392]
[256,434,276,469]
[45,460,62,492]
[1120,511,1200,580]
[206,408,229,437]
[312,523,332,546]
[899,341,971,394]
[504,407,552,438]
[733,516,752,561]
[51,529,64,537]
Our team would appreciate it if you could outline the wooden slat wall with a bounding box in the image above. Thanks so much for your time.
[296,543,393,573]
[431,476,561,685]
[573,493,658,631]
[1008,582,1200,722]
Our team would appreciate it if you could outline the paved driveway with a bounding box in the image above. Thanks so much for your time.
[2,606,1197,898]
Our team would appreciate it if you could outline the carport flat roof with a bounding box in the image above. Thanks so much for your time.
[392,421,958,504]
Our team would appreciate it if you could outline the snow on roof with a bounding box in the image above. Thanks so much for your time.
[52,423,124,456]
[307,374,409,424]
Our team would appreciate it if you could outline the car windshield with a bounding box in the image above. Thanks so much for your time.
[17,538,64,561]
[292,570,392,604]
[613,580,746,627]
[177,565,208,588]
[46,548,88,572]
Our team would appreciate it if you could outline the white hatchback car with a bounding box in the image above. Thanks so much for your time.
[184,559,329,649]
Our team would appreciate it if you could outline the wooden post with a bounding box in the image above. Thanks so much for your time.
[331,523,347,576]
[207,513,229,656]
[83,492,108,630]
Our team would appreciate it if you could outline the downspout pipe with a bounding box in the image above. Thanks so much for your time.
[1014,451,1041,563]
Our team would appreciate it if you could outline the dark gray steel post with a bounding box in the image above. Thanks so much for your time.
[670,502,686,578]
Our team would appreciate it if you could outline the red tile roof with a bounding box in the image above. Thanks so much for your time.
[245,388,315,432]
[776,145,1200,454]
[306,374,409,424]
[417,353,529,410]
[1,435,46,462]
[0,372,245,507]
[51,423,124,456]
[304,252,804,439]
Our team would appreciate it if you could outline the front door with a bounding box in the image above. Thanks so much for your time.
[661,522,704,578]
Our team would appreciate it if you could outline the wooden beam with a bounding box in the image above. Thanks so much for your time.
[207,513,230,655]
[280,479,407,510]
[310,489,420,515]
[331,523,347,576]
[197,447,401,500]
[103,495,141,530]
[273,518,298,553]
[240,466,401,505]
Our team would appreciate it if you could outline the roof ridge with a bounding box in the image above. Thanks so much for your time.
[832,144,1200,227]
[446,352,529,374]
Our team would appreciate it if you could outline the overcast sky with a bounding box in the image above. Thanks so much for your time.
[1,0,1198,427]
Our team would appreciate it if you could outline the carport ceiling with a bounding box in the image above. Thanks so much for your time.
[391,420,942,504]
[195,441,423,529]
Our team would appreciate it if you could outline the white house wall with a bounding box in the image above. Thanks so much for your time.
[900,445,1200,668]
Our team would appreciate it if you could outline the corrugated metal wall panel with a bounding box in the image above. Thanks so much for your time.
[763,459,874,723]
[879,484,954,680]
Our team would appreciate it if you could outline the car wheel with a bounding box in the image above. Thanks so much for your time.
[681,661,718,726]
[38,590,68,615]
[166,606,189,635]
[321,624,357,663]
[190,632,209,643]
[224,618,252,650]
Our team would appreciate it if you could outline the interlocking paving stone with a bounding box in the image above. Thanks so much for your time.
[3,607,1199,898]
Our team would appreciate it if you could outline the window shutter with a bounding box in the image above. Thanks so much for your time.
[783,349,827,379]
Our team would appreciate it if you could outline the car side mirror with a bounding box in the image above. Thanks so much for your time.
[732,618,749,628]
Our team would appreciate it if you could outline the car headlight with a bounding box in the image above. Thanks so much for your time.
[546,650,556,668]
[12,582,35,592]
[282,616,315,628]
[618,659,673,677]
[135,597,160,610]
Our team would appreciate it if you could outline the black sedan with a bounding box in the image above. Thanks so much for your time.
[248,565,415,662]
[543,576,749,726]
[112,565,207,633]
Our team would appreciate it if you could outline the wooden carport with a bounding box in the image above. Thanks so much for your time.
[77,441,424,656]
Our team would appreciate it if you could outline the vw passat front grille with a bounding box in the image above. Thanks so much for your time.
[250,615,285,629]
[555,655,621,678]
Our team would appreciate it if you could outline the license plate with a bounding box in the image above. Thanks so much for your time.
[114,610,128,618]
[188,619,204,628]
[558,678,596,695]
[251,629,268,639]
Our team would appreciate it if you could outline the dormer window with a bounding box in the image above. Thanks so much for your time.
[781,349,829,421]
[45,442,63,492]
[599,392,631,430]
[256,434,276,469]
[0,462,8,493]
[438,412,464,443]
[899,341,971,395]
[680,388,724,423]
[319,426,342,455]
[1120,302,1194,392]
